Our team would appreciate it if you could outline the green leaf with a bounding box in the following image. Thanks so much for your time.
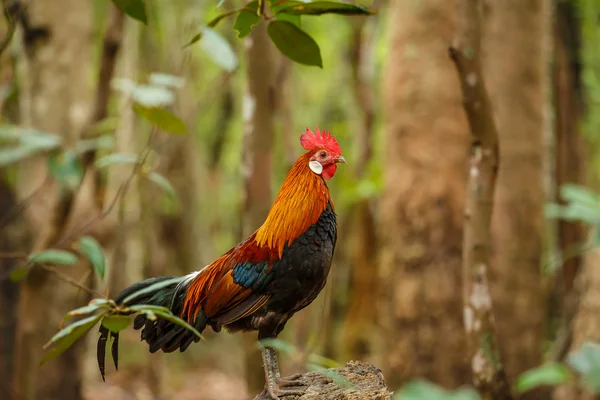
[259,338,296,355]
[398,380,481,400]
[79,236,106,279]
[101,315,131,333]
[234,1,260,38]
[147,172,178,201]
[149,73,185,89]
[153,310,204,340]
[199,27,238,72]
[112,0,148,25]
[0,146,41,167]
[133,104,187,135]
[267,20,322,67]
[67,304,102,317]
[142,309,157,320]
[41,314,103,365]
[307,363,354,389]
[29,249,78,266]
[127,304,171,314]
[122,277,184,304]
[273,0,374,15]
[568,341,600,390]
[9,266,29,281]
[275,12,301,27]
[112,79,174,107]
[48,150,84,190]
[75,135,115,154]
[95,153,139,169]
[515,363,573,393]
[560,184,600,210]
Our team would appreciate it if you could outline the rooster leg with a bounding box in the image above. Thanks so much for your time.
[261,347,307,399]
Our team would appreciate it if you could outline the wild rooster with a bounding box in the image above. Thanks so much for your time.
[97,127,345,399]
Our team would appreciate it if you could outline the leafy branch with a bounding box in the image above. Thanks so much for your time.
[183,0,375,68]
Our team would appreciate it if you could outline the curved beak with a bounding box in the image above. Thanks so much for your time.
[335,156,347,164]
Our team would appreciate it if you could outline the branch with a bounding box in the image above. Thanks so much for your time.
[449,0,512,399]
[38,264,103,298]
[0,0,18,57]
[253,361,391,400]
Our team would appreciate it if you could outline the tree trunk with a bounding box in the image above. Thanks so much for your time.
[343,15,379,361]
[242,20,276,394]
[12,1,94,399]
[380,0,470,388]
[482,0,548,383]
[0,179,30,399]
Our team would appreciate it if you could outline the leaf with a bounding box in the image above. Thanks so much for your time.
[95,153,139,169]
[200,27,238,72]
[234,1,260,38]
[122,277,184,304]
[560,184,600,210]
[147,172,178,201]
[217,0,226,6]
[273,0,374,15]
[48,150,84,190]
[0,145,48,167]
[112,0,148,25]
[259,338,296,355]
[568,341,600,390]
[275,12,301,27]
[398,380,481,400]
[153,310,204,340]
[307,363,354,389]
[515,363,573,393]
[112,79,174,107]
[133,104,187,135]
[41,314,103,365]
[101,315,131,333]
[65,303,105,319]
[267,20,322,67]
[127,304,171,314]
[29,249,78,266]
[79,236,106,279]
[75,135,115,154]
[9,266,29,281]
[149,73,185,89]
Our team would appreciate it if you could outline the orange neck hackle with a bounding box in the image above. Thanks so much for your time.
[254,152,332,258]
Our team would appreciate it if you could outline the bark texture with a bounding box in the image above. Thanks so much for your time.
[380,0,470,388]
[253,361,391,400]
[482,0,548,383]
[450,0,512,397]
[12,1,94,399]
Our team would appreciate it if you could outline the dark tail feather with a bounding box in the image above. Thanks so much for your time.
[97,276,206,381]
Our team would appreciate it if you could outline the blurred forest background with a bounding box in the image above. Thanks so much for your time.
[2,0,600,399]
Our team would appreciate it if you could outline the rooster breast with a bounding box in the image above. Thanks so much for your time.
[225,202,337,339]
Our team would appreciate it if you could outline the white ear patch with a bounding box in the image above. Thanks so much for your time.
[308,160,323,174]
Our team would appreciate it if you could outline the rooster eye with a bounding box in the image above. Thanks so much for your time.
[319,151,327,158]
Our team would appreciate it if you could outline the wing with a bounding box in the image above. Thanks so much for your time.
[183,240,275,325]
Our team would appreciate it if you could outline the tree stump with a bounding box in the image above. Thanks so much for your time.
[253,361,392,400]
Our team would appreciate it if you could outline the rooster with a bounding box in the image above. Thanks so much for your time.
[97,127,345,399]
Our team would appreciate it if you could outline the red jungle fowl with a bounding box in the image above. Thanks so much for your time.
[97,127,346,399]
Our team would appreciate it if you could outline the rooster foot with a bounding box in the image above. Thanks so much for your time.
[266,381,308,400]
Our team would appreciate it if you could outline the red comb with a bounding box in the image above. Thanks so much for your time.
[300,126,342,155]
